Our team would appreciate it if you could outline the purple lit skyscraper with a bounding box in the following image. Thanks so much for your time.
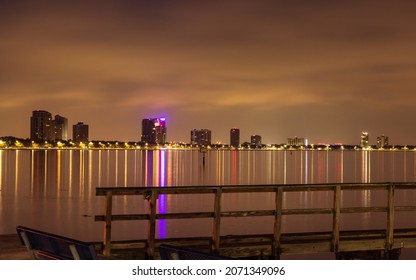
[141,117,167,145]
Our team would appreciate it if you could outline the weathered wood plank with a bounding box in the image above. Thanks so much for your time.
[282,208,333,215]
[221,235,273,245]
[110,241,147,249]
[96,182,416,197]
[95,207,393,222]
[281,232,332,242]
[221,210,275,217]
[147,190,157,258]
[340,231,385,239]
[96,212,213,221]
[280,242,332,254]
[212,188,222,253]
[157,212,213,219]
[392,238,416,249]
[220,246,271,258]
[155,237,212,247]
[339,240,386,252]
[103,191,113,256]
[332,186,341,253]
[394,229,416,237]
[395,206,416,212]
[273,187,283,259]
[387,184,395,250]
[97,229,416,258]
[95,214,149,221]
[341,207,388,213]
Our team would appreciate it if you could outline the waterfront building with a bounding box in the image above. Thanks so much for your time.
[30,111,69,142]
[251,135,262,146]
[141,118,167,145]
[377,135,389,148]
[30,110,53,141]
[360,132,369,148]
[191,129,212,146]
[53,115,68,141]
[73,122,89,143]
[287,137,306,147]
[230,128,240,148]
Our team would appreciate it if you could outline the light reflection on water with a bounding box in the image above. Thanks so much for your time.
[157,150,167,239]
[1,149,416,248]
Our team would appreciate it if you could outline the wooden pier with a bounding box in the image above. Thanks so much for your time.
[95,183,416,259]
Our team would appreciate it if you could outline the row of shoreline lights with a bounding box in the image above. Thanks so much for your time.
[0,140,415,151]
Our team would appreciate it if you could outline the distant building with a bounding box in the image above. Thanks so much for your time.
[287,137,306,147]
[53,115,68,141]
[30,110,53,141]
[360,132,369,148]
[141,118,167,145]
[73,122,89,143]
[230,128,240,148]
[30,111,69,142]
[191,129,211,146]
[377,135,389,148]
[251,135,262,146]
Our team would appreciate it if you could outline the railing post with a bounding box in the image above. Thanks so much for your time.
[332,185,341,255]
[386,184,395,252]
[212,187,222,254]
[147,190,158,259]
[103,191,113,256]
[20,232,37,259]
[273,186,283,259]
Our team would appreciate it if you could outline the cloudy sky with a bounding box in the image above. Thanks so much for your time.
[1,0,416,145]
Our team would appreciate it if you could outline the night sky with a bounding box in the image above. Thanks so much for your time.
[1,0,416,145]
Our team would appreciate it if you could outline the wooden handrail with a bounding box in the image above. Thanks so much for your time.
[95,182,416,258]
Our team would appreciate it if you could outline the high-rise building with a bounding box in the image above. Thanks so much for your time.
[377,135,389,148]
[191,129,211,146]
[73,122,89,143]
[30,110,69,142]
[141,118,167,145]
[287,137,306,147]
[251,135,262,146]
[30,110,53,141]
[230,128,240,148]
[360,132,369,148]
[53,115,68,141]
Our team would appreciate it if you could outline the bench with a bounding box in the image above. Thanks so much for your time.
[16,226,98,260]
[159,244,231,260]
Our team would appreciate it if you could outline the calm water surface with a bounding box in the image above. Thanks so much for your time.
[1,149,416,258]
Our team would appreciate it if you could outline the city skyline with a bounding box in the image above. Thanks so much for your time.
[2,1,416,144]
[24,111,394,146]
[2,109,398,147]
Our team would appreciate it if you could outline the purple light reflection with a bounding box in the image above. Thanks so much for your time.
[157,150,167,238]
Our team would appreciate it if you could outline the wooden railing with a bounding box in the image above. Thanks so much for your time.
[95,183,416,259]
